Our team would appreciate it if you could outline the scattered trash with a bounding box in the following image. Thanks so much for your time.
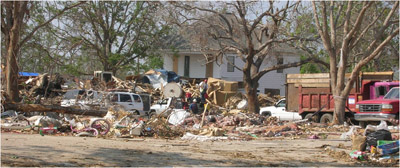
[1,110,17,118]
[181,132,232,142]
[370,145,377,154]
[340,126,360,140]
[198,127,224,136]
[349,150,367,160]
[33,116,62,128]
[351,134,366,151]
[75,132,96,137]
[363,120,390,136]
[236,99,248,110]
[366,129,392,151]
[39,127,57,135]
[377,140,399,155]
[168,110,190,126]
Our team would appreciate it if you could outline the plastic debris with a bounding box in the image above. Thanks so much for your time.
[349,150,367,160]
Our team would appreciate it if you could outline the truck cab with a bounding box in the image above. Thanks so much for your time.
[355,87,399,127]
[369,82,399,99]
[259,98,302,121]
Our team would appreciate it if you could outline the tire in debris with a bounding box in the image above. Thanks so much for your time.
[134,110,140,115]
[304,113,319,123]
[261,111,271,117]
[91,119,111,135]
[359,121,367,128]
[320,113,333,124]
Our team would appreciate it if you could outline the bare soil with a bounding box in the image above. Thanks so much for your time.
[0,132,378,167]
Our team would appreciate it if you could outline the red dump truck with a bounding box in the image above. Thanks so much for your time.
[285,72,398,123]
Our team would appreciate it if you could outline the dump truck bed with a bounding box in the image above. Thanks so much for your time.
[285,72,394,116]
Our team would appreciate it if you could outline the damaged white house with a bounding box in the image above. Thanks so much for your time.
[160,47,301,96]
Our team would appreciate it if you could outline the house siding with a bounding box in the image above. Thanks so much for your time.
[219,54,300,96]
[163,51,300,96]
[163,53,206,78]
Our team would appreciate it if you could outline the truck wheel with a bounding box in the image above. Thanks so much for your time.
[320,113,333,124]
[261,111,271,117]
[304,113,318,122]
[134,110,140,116]
[148,111,156,119]
[359,121,367,128]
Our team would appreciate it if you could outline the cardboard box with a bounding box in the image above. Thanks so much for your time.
[223,81,238,91]
[214,91,237,106]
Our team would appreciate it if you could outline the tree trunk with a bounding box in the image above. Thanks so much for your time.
[332,96,346,124]
[244,76,259,114]
[5,49,20,102]
[4,103,108,117]
[5,2,26,103]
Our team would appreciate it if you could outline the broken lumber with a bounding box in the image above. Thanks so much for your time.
[4,103,108,117]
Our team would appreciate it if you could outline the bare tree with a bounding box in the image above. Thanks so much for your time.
[311,1,399,124]
[170,1,319,113]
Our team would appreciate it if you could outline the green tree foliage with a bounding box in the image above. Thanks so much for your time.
[58,1,169,76]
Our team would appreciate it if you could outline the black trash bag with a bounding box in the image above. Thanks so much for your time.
[365,129,392,151]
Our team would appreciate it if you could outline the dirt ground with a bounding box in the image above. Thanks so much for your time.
[1,132,387,167]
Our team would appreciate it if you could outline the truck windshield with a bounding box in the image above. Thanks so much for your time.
[383,88,399,99]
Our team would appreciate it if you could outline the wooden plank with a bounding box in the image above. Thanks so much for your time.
[362,71,394,76]
[287,78,331,84]
[286,73,330,79]
[294,83,330,88]
[4,103,108,117]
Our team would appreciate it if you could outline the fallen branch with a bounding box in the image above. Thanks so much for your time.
[4,103,107,117]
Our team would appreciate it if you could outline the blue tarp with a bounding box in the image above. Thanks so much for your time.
[155,69,180,83]
[19,72,39,77]
[142,69,180,89]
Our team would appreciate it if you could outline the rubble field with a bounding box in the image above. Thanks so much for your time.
[1,72,399,167]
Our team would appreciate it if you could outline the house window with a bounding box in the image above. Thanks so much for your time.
[184,56,190,77]
[264,88,280,96]
[227,56,235,72]
[277,57,284,73]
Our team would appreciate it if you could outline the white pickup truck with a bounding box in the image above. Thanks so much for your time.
[61,90,151,116]
[150,97,186,117]
[259,98,302,121]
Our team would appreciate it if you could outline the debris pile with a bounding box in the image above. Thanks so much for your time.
[3,72,335,142]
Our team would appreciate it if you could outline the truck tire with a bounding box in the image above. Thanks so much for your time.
[359,121,367,128]
[148,111,156,119]
[320,113,333,124]
[261,111,271,117]
[304,113,319,122]
[134,110,140,116]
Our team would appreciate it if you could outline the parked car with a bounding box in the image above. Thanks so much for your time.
[355,87,399,127]
[259,98,302,121]
[106,92,151,116]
